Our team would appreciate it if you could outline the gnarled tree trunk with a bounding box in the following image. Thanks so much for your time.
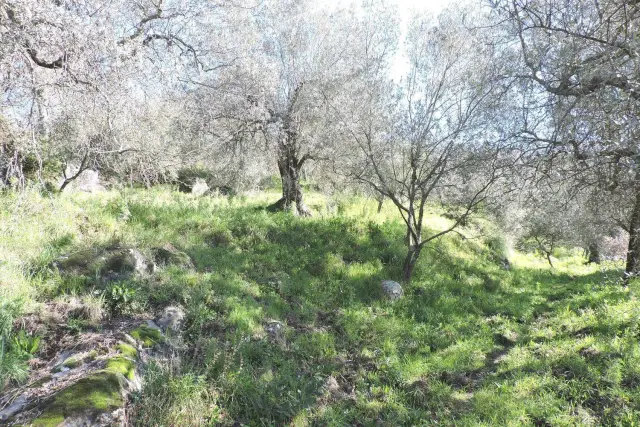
[268,149,311,216]
[266,82,311,217]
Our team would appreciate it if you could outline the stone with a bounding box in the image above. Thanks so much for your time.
[60,165,105,193]
[157,306,185,332]
[57,248,155,282]
[381,280,403,300]
[101,248,155,281]
[30,372,125,426]
[191,178,209,196]
[265,320,285,344]
[152,244,193,269]
[0,394,28,422]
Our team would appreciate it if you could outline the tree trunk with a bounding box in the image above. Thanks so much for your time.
[402,245,421,283]
[267,151,311,216]
[545,251,554,268]
[586,242,601,264]
[624,187,640,285]
[402,208,421,282]
[376,195,384,213]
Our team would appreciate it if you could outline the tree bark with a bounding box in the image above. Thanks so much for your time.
[402,245,421,283]
[267,150,311,216]
[624,186,640,285]
[586,242,601,264]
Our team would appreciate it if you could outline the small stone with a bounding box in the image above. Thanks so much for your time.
[381,280,403,300]
[145,320,162,331]
[157,306,185,332]
[265,320,285,344]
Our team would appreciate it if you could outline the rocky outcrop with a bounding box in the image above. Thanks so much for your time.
[55,247,156,283]
[0,307,180,426]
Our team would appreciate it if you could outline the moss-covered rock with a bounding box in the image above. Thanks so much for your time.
[62,356,82,369]
[56,247,155,282]
[152,244,193,269]
[31,371,124,427]
[106,357,136,381]
[130,325,164,348]
[116,342,138,358]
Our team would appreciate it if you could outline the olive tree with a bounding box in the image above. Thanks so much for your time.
[492,0,640,282]
[0,0,246,188]
[336,8,511,282]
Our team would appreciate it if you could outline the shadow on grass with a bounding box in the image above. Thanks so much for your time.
[34,197,634,425]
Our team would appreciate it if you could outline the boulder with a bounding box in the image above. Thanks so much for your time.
[101,248,155,281]
[191,178,209,196]
[60,165,105,193]
[381,280,403,300]
[56,248,155,282]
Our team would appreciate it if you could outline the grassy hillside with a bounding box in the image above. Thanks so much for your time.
[1,188,639,426]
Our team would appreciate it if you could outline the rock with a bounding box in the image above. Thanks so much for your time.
[57,248,155,282]
[381,280,403,300]
[156,306,185,332]
[152,244,193,269]
[145,320,162,331]
[191,178,209,196]
[495,331,518,346]
[60,165,105,193]
[101,248,155,281]
[30,372,125,426]
[0,394,28,422]
[265,320,286,344]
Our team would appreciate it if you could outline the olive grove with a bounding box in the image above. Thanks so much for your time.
[1,0,639,282]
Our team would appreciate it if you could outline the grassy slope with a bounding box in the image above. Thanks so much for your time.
[1,187,640,426]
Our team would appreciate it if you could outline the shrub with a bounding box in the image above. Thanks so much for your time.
[105,283,137,315]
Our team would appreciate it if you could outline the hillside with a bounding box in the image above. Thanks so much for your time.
[1,188,638,426]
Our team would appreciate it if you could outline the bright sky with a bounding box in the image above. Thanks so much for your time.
[318,0,453,79]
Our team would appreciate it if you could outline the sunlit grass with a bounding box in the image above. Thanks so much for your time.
[1,187,638,425]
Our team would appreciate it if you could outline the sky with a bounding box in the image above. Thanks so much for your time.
[318,0,453,79]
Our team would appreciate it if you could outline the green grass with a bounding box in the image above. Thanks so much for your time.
[2,187,639,425]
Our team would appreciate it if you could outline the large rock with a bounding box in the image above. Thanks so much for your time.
[1,317,174,426]
[60,165,105,193]
[381,280,403,300]
[191,178,209,196]
[56,247,155,282]
[100,248,155,281]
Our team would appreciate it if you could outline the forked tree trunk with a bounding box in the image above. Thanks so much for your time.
[402,209,422,282]
[267,150,311,217]
[624,186,640,285]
